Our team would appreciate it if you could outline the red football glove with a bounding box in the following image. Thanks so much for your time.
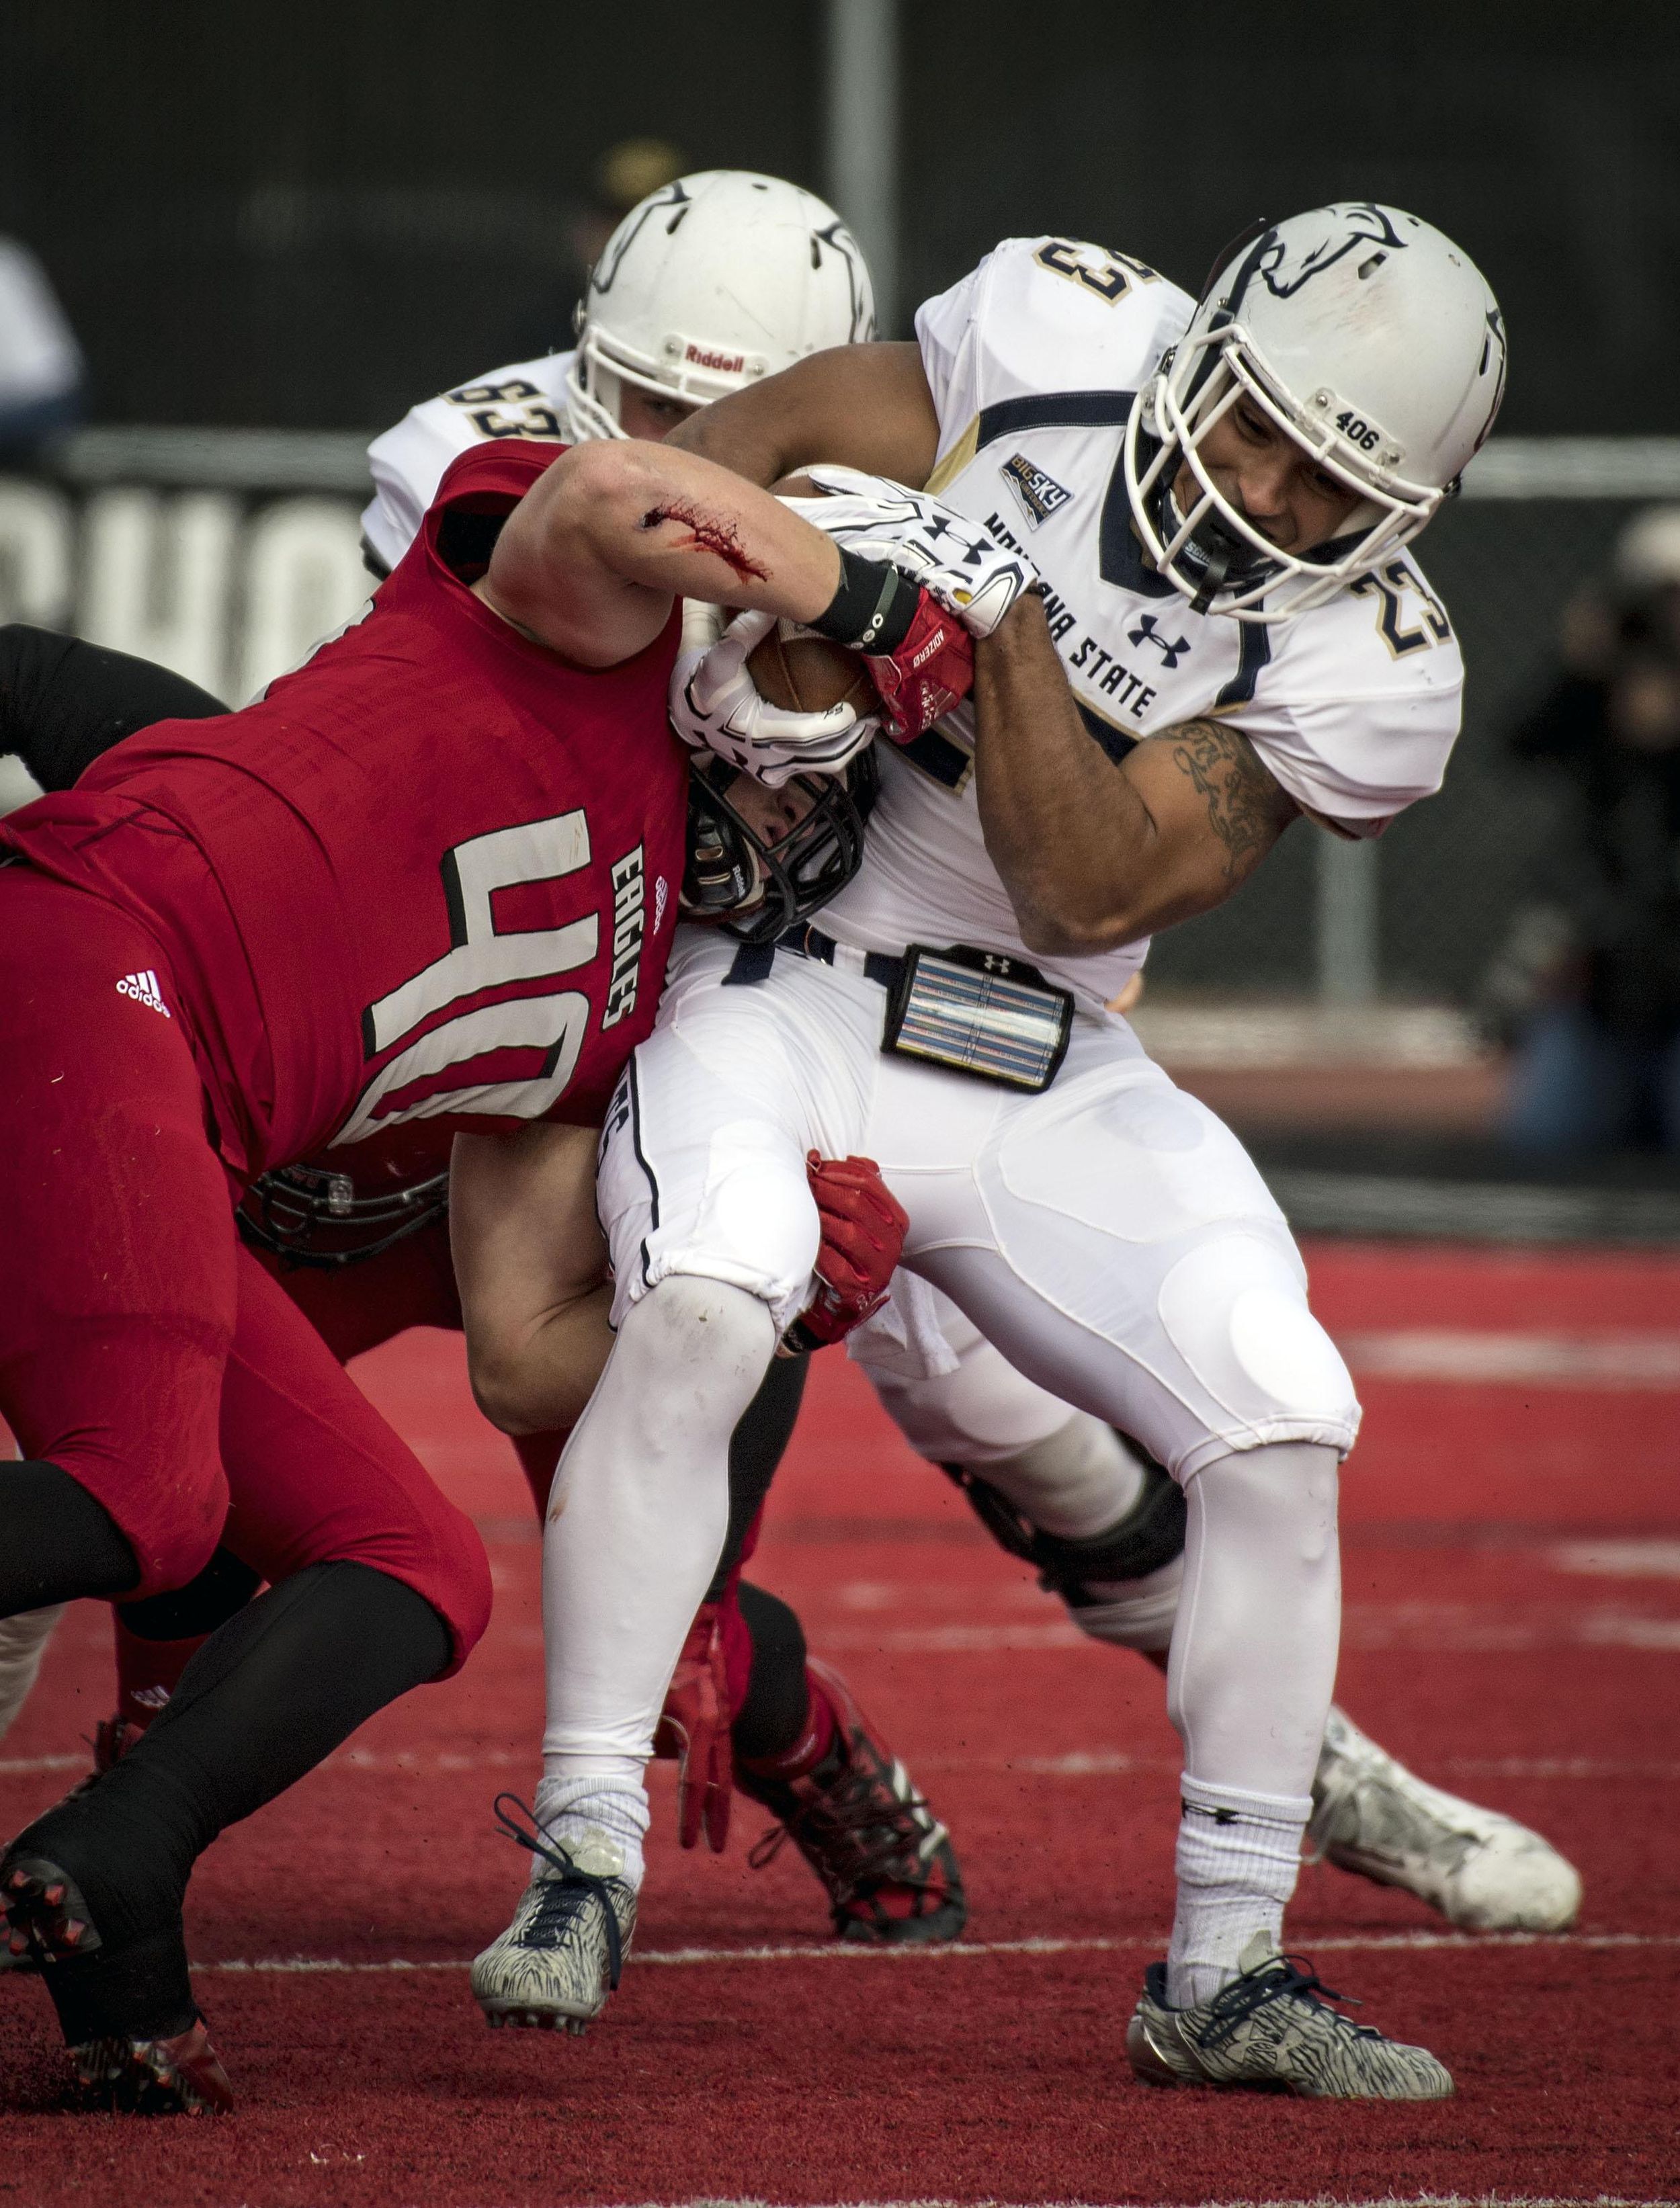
[862,593,976,743]
[651,1602,733,1853]
[782,1152,909,1355]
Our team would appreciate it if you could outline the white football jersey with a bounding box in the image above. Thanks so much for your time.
[361,353,573,573]
[819,237,1466,1009]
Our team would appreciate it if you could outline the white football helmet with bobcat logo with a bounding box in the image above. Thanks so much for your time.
[1126,203,1506,622]
[567,170,875,440]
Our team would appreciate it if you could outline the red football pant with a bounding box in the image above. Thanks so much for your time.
[0,867,490,1666]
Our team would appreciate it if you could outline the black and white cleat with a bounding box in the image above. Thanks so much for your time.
[470,1797,637,2035]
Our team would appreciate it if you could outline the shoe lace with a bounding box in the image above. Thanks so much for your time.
[747,1738,946,1904]
[1198,1951,1381,2052]
[491,1794,626,1990]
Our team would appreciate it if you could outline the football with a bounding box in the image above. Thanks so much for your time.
[745,620,876,717]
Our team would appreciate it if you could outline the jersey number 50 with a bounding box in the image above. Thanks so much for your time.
[334,812,597,1145]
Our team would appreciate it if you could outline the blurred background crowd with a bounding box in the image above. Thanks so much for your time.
[3,0,1680,1221]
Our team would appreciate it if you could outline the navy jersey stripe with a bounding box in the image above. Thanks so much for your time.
[975,390,1136,452]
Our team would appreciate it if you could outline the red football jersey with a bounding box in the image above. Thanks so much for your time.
[0,441,687,1175]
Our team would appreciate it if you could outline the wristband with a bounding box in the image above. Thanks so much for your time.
[808,548,922,654]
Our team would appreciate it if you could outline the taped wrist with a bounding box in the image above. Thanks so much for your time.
[808,548,922,654]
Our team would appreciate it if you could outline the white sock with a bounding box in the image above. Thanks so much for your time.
[1167,1775,1310,2007]
[972,1413,1146,1539]
[538,1274,775,1880]
[1163,1442,1341,2008]
[532,1773,652,1889]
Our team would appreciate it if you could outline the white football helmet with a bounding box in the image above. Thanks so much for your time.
[566,170,875,441]
[1124,203,1507,622]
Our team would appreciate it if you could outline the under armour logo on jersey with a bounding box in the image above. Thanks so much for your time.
[116,970,171,1018]
[1126,614,1192,669]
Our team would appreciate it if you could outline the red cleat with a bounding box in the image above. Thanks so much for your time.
[737,1659,966,1945]
[71,2019,234,2116]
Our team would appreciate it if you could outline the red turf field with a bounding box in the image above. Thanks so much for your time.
[3,1239,1678,2207]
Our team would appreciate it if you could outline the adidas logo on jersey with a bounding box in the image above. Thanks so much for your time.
[116,969,171,1018]
[1000,452,1073,530]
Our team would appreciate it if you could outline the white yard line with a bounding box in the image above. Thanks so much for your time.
[583,2190,1677,2208]
[1339,1329,1680,1389]
[192,1928,1680,1976]
[7,1747,1678,1781]
[591,2199,1680,2208]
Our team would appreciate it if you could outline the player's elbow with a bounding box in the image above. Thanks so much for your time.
[545,436,652,530]
[1015,894,1149,961]
[466,1335,550,1438]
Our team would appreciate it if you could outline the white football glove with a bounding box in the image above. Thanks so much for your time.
[781,465,1040,638]
[669,609,880,790]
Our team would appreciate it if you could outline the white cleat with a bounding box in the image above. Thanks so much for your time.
[1310,1706,1582,1932]
[1126,1933,1454,2100]
[470,1812,637,2035]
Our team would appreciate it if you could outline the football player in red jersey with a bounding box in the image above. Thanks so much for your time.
[0,621,955,1954]
[0,429,942,2111]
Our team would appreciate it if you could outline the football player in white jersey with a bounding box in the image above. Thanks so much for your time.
[469,205,1535,2098]
[360,167,876,574]
[365,177,1577,1971]
[1,184,1571,1993]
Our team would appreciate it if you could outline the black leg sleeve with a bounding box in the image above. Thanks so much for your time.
[11,1562,450,1955]
[0,624,226,791]
[706,1351,808,1602]
[0,1461,139,1613]
[730,1578,812,1761]
[116,1545,263,1642]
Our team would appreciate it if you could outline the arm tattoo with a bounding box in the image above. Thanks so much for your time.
[1167,718,1298,882]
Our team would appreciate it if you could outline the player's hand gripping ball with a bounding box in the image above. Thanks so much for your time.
[669,609,881,788]
[746,608,971,751]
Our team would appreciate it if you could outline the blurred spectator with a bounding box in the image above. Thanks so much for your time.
[1494,506,1680,1154]
[0,236,85,458]
[501,136,688,360]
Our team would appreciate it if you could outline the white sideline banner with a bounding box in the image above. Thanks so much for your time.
[0,445,374,714]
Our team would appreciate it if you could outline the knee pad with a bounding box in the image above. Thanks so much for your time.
[943,1443,1186,1613]
[1157,1234,1359,1468]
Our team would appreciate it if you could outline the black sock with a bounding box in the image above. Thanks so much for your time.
[0,1461,138,1612]
[116,1545,262,1641]
[9,1563,450,1984]
[705,1353,808,1603]
[731,1579,812,1761]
